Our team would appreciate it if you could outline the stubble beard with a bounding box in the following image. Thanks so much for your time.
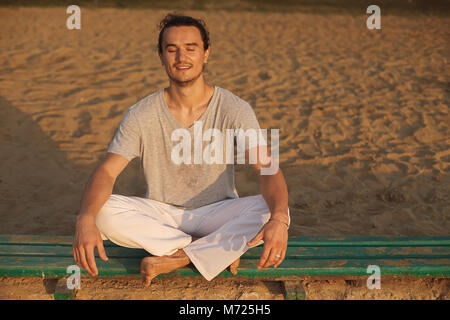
[167,63,206,87]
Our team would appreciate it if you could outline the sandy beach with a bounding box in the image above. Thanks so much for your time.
[0,6,448,299]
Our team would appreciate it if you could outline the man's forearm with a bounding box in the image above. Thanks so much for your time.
[77,166,115,220]
[259,168,289,224]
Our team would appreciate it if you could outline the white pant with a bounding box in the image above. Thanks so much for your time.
[96,194,287,281]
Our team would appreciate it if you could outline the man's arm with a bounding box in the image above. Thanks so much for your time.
[245,145,289,269]
[73,152,129,276]
[259,169,289,225]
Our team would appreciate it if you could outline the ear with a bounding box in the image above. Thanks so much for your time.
[203,45,211,64]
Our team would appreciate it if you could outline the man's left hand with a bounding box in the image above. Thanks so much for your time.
[246,219,288,269]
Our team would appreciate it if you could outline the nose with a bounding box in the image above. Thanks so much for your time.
[176,48,188,63]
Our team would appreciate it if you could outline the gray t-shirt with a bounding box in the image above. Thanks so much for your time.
[107,85,265,209]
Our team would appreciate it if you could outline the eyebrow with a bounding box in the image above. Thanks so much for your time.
[165,42,199,49]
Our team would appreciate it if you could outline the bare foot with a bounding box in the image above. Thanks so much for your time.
[229,257,240,275]
[140,249,190,287]
[189,236,240,274]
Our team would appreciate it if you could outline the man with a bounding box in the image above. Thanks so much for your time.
[73,14,290,286]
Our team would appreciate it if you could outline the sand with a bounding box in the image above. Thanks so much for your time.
[1,275,448,300]
[0,6,448,299]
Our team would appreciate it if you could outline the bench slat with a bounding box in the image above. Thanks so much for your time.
[1,234,449,247]
[0,256,449,278]
[0,234,449,279]
[1,244,449,260]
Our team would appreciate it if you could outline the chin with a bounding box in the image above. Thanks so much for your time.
[169,73,203,86]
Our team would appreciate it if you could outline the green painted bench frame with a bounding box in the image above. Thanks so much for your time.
[1,234,449,299]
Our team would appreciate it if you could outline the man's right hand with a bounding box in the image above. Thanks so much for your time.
[73,214,109,276]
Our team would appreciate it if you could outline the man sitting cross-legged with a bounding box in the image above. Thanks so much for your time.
[73,13,290,286]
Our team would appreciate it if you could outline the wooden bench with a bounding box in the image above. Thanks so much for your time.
[1,234,449,299]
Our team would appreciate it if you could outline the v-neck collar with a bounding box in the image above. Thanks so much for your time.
[160,85,218,130]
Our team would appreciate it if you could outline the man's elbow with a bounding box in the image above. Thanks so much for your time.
[252,159,280,176]
[95,153,130,183]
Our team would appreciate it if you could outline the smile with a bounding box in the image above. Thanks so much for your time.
[176,65,192,70]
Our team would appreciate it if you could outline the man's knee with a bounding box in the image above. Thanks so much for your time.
[251,195,271,215]
[95,196,122,234]
[95,209,112,235]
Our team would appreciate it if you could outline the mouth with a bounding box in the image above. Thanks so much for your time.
[175,65,192,71]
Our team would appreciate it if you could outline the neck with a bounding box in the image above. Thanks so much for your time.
[165,76,213,111]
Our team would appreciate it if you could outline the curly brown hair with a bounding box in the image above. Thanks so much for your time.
[157,13,210,55]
